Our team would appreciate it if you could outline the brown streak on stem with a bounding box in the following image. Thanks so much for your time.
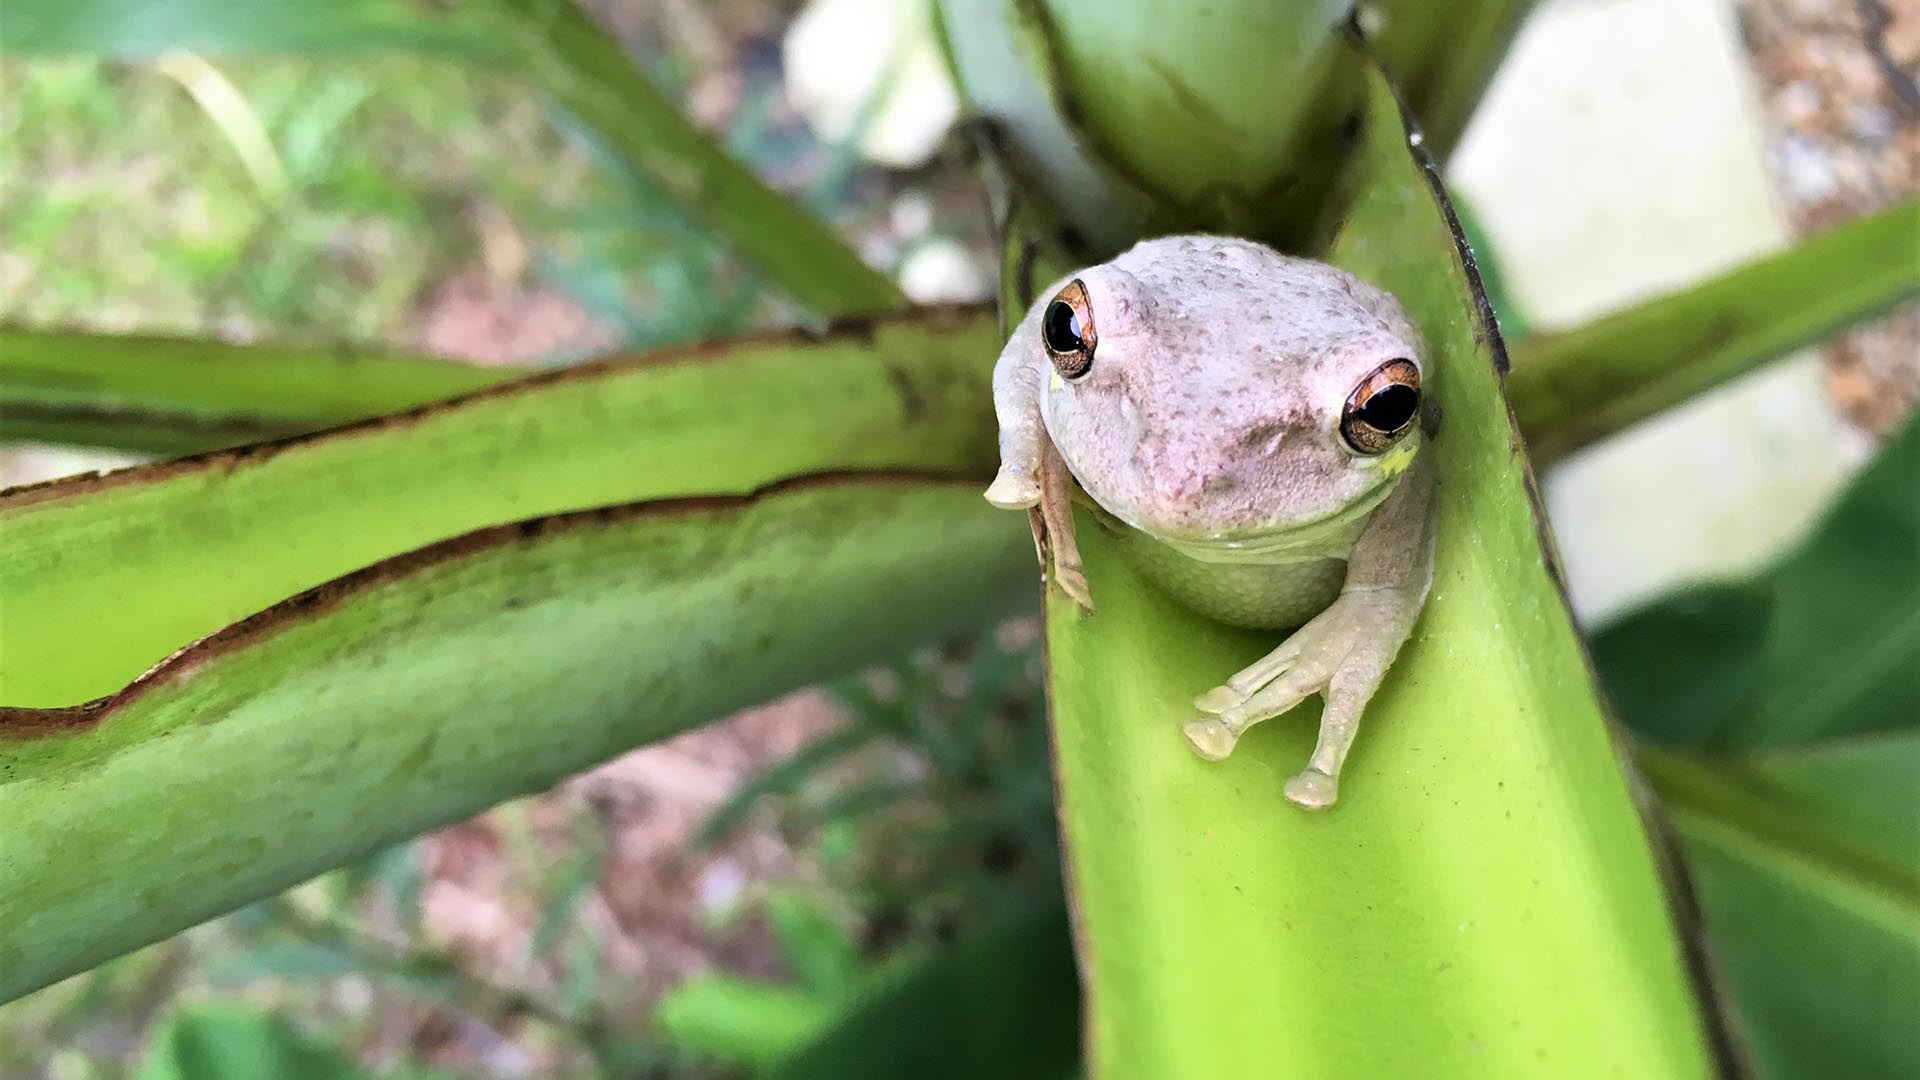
[0,305,994,511]
[0,468,985,739]
[0,402,330,443]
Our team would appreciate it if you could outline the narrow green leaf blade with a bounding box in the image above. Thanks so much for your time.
[1735,733,1920,871]
[0,307,1000,707]
[0,475,1030,1001]
[1509,198,1920,464]
[1043,66,1718,1077]
[1,329,521,454]
[510,0,903,315]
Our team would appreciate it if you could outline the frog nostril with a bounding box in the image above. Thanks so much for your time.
[1240,420,1287,456]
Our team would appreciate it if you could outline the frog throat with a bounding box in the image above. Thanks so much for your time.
[1075,460,1405,565]
[1068,426,1419,562]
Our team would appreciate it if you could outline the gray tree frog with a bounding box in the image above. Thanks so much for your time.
[985,235,1437,809]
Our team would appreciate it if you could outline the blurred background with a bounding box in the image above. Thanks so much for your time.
[1,0,1914,1076]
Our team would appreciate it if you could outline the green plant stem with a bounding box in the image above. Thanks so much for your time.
[1508,197,1920,465]
[1367,0,1534,161]
[0,476,1029,1001]
[1,309,1002,707]
[0,329,520,454]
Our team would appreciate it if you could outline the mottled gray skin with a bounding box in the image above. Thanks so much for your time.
[985,235,1438,809]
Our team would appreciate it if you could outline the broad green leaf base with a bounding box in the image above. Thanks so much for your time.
[0,476,1029,1001]
[1041,64,1721,1078]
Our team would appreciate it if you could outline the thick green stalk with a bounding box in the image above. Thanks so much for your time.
[0,308,1001,707]
[1508,197,1920,464]
[0,475,1030,1001]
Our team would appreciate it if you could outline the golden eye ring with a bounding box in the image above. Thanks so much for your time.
[1041,279,1097,380]
[1340,359,1421,454]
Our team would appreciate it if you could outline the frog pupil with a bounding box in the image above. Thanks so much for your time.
[1043,300,1083,355]
[1357,384,1418,432]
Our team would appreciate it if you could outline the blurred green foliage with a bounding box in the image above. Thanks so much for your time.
[2,57,574,342]
[1596,416,1920,1079]
[133,1007,429,1080]
[0,52,797,356]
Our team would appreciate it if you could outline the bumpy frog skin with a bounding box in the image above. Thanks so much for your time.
[985,235,1437,810]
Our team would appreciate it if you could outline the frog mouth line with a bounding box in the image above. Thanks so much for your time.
[1093,470,1402,564]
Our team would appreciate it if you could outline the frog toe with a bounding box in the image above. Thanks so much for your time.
[984,469,1042,509]
[1283,768,1338,810]
[1182,717,1240,760]
[1054,562,1096,614]
[1192,685,1245,714]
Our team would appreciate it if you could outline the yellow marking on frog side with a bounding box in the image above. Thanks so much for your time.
[1374,438,1418,480]
[1049,370,1065,393]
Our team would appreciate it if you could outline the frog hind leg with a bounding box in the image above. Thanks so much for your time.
[1036,439,1094,612]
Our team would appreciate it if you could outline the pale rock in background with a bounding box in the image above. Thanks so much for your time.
[783,0,959,169]
[900,237,993,303]
[1449,0,1869,623]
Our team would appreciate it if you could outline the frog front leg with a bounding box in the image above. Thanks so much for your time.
[984,306,1095,611]
[984,311,1048,511]
[1181,449,1437,809]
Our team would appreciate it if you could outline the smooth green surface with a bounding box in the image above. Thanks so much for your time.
[0,329,520,454]
[1644,739,1920,1080]
[1025,0,1355,248]
[1042,68,1715,1077]
[1508,197,1920,464]
[938,0,1530,254]
[1595,416,1919,751]
[0,308,1000,707]
[3,0,902,316]
[935,0,1359,254]
[0,477,1031,1001]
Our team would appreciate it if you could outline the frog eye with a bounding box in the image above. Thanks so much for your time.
[1041,279,1097,380]
[1340,359,1421,454]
